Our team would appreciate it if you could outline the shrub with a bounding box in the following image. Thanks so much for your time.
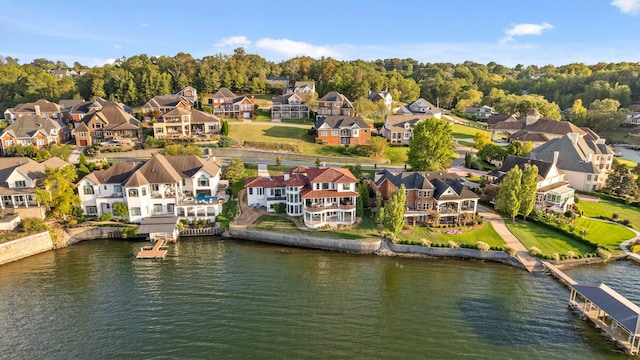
[419,238,431,247]
[20,218,47,232]
[612,213,619,219]
[274,203,286,214]
[597,247,612,260]
[448,240,460,249]
[218,136,234,148]
[552,253,560,261]
[631,244,640,253]
[120,226,138,239]
[98,213,112,222]
[528,247,541,256]
[566,251,575,260]
[476,241,490,252]
[505,246,517,257]
[68,219,78,227]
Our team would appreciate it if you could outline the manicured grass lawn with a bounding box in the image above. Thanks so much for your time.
[50,144,74,161]
[451,123,490,139]
[281,118,314,125]
[397,222,505,248]
[575,217,635,252]
[458,140,475,147]
[616,157,637,169]
[577,198,640,228]
[252,94,273,108]
[250,214,380,240]
[385,146,408,165]
[217,200,238,228]
[506,221,594,256]
[252,109,272,122]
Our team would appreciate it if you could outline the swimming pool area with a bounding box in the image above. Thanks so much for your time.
[196,193,218,203]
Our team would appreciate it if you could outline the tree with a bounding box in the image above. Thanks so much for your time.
[604,159,639,199]
[473,131,491,150]
[567,99,587,125]
[476,143,507,163]
[224,158,245,184]
[406,118,455,171]
[221,120,229,136]
[374,191,384,224]
[495,166,522,222]
[36,165,79,219]
[383,184,406,238]
[112,202,129,218]
[519,164,538,220]
[368,136,388,157]
[585,98,626,132]
[356,182,369,217]
[275,156,282,168]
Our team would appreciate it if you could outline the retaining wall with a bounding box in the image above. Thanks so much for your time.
[0,231,54,265]
[227,227,381,254]
[210,148,390,165]
[388,242,524,268]
[63,226,125,246]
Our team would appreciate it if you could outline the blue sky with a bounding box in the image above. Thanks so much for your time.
[1,0,640,67]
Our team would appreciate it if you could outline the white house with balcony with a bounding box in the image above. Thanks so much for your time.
[244,166,358,229]
[78,155,224,223]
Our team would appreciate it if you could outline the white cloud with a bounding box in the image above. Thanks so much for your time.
[255,38,341,58]
[500,22,554,43]
[113,44,122,49]
[214,36,251,48]
[612,0,640,14]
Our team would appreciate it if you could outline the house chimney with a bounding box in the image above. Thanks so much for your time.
[586,152,593,162]
[284,173,290,181]
[595,138,606,145]
[552,151,559,166]
[34,105,41,116]
[569,132,579,145]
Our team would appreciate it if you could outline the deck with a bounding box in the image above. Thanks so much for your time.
[136,239,168,259]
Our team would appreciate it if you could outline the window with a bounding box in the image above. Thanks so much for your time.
[114,185,122,194]
[198,175,209,187]
[587,175,592,181]
[5,140,13,146]
[128,189,139,197]
[37,138,46,145]
[130,207,141,216]
[141,188,147,196]
[404,132,411,139]
[77,132,86,137]
[86,206,98,215]
[332,130,339,136]
[422,203,430,210]
[342,183,350,190]
[154,204,163,213]
[321,130,329,137]
[257,188,264,195]
[249,188,253,195]
[83,186,94,194]
[167,204,174,213]
[151,184,159,191]
[15,180,26,188]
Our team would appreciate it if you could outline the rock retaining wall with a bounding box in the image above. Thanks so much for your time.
[0,231,54,265]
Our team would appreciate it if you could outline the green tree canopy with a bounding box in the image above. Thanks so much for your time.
[224,158,245,184]
[406,118,455,171]
[383,184,406,238]
[495,166,522,222]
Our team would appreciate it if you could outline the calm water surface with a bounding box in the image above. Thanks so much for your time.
[0,238,638,359]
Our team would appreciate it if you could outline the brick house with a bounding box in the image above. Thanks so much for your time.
[317,91,353,117]
[71,105,142,146]
[0,115,64,153]
[371,170,478,225]
[313,116,372,145]
[141,94,192,119]
[203,88,254,119]
[153,108,220,139]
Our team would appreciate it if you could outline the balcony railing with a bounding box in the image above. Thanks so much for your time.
[305,204,356,212]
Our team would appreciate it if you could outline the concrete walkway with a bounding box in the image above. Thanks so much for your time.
[67,146,85,164]
[477,205,541,272]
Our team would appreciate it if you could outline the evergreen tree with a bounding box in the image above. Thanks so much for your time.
[374,191,384,224]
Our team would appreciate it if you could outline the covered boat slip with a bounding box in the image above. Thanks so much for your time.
[570,283,640,355]
[137,215,180,242]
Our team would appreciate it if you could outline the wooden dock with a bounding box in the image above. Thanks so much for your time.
[136,239,168,259]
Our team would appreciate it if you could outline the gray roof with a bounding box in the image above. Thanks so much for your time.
[143,94,189,109]
[385,115,431,131]
[491,155,555,183]
[2,114,61,138]
[213,88,236,99]
[80,106,141,131]
[572,283,640,335]
[13,99,61,114]
[138,215,180,234]
[59,99,85,109]
[373,170,478,201]
[525,134,613,174]
[84,162,142,185]
[319,91,353,108]
[314,116,369,130]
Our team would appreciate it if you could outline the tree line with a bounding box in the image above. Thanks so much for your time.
[1,51,639,120]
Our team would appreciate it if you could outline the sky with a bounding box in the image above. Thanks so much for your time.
[1,0,640,68]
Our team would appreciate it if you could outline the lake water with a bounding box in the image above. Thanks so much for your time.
[0,238,638,359]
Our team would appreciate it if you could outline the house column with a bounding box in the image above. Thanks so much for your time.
[11,196,16,208]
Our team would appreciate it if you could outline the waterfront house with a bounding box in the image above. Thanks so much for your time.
[67,97,132,123]
[72,105,142,147]
[0,157,67,218]
[626,111,640,126]
[244,166,358,229]
[141,94,192,119]
[394,98,442,119]
[487,154,575,212]
[0,115,64,154]
[525,132,614,192]
[381,114,431,145]
[316,92,354,117]
[371,170,478,225]
[153,108,220,139]
[203,88,254,119]
[78,155,223,223]
[176,86,198,105]
[293,81,315,93]
[313,115,372,145]
[368,87,393,111]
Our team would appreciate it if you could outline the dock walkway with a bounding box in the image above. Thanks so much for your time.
[136,239,168,259]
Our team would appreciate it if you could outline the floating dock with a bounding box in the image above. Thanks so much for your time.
[136,239,168,259]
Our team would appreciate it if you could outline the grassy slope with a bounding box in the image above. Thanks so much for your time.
[397,222,505,247]
[506,221,593,256]
[575,217,635,252]
[577,198,640,227]
[250,214,379,241]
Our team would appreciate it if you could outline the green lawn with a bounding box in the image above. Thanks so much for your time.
[397,222,505,248]
[458,140,475,147]
[451,123,490,139]
[217,200,238,228]
[252,94,273,108]
[575,217,635,252]
[250,214,379,240]
[616,157,637,169]
[281,118,314,125]
[384,146,408,165]
[577,198,640,228]
[506,221,594,256]
[50,144,74,161]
